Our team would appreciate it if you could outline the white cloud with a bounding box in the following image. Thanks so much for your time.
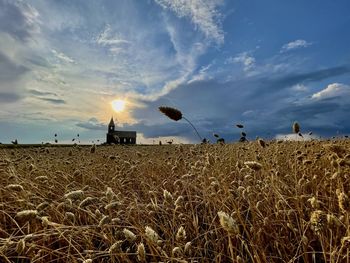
[227,52,256,71]
[146,22,209,97]
[51,49,75,64]
[311,83,350,100]
[20,2,41,31]
[155,0,224,44]
[242,110,255,116]
[0,0,41,41]
[165,23,205,72]
[188,64,212,83]
[291,84,308,92]
[109,47,124,55]
[281,39,312,52]
[96,24,130,46]
[95,24,130,55]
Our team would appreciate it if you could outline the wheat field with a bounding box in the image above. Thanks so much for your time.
[0,140,350,262]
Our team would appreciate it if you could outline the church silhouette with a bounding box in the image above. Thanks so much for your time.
[106,117,136,144]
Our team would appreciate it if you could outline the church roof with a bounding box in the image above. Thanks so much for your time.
[108,117,115,126]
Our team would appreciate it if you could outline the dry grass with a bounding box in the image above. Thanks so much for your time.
[0,140,350,262]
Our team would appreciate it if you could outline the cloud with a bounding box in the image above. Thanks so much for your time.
[0,93,21,103]
[125,65,350,141]
[37,98,66,104]
[155,0,224,44]
[165,21,206,72]
[276,100,339,121]
[26,55,52,68]
[0,0,40,41]
[28,89,58,97]
[311,83,350,100]
[255,65,350,96]
[76,118,106,131]
[28,89,66,104]
[96,24,130,46]
[273,97,350,137]
[95,24,130,55]
[227,52,256,71]
[291,84,308,92]
[188,64,212,83]
[0,51,29,103]
[281,39,312,52]
[0,51,28,81]
[51,49,75,64]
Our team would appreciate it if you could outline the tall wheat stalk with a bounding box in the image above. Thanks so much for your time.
[159,106,203,141]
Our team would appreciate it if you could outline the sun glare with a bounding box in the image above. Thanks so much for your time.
[111,99,126,112]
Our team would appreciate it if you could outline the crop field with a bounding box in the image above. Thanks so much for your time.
[0,140,350,262]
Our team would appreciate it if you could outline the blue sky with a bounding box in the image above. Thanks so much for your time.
[1,0,350,144]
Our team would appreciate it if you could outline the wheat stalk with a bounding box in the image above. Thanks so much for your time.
[159,106,203,141]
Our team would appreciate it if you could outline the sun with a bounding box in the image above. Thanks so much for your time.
[111,99,126,112]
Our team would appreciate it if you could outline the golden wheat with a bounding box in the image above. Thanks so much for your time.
[0,140,349,262]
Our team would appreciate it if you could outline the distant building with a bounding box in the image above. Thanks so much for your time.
[106,117,136,144]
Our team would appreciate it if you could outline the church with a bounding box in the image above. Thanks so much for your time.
[106,117,137,144]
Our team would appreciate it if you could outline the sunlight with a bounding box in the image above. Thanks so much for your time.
[111,99,126,112]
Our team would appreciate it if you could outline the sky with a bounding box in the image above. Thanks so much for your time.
[1,0,350,144]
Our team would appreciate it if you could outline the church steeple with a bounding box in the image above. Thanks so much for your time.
[108,116,115,132]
